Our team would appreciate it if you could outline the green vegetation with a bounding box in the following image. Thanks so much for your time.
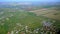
[0,8,42,34]
[0,7,60,34]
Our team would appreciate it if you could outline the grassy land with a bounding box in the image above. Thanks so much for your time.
[30,7,60,20]
[0,8,42,34]
[0,7,60,34]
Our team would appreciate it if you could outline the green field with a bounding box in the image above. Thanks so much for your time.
[0,7,60,34]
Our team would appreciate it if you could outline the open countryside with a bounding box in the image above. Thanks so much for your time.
[0,1,60,34]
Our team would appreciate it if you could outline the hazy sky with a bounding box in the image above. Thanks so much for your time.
[0,0,59,2]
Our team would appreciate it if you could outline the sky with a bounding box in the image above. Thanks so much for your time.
[0,0,59,2]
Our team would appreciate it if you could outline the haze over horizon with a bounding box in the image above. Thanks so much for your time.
[0,0,60,2]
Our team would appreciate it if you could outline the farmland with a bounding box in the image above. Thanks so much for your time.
[30,7,60,20]
[0,2,60,34]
